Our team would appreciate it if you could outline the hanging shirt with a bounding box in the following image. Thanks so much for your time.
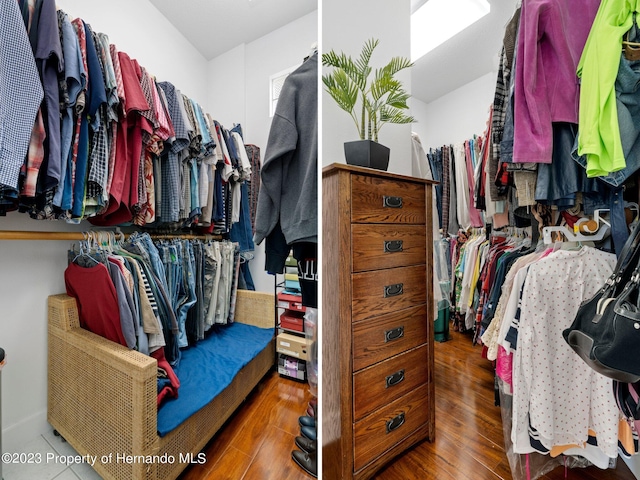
[453,143,471,229]
[578,0,640,176]
[0,0,43,190]
[53,11,84,209]
[95,33,118,122]
[83,23,108,217]
[65,261,128,347]
[254,53,318,248]
[511,247,619,458]
[157,82,189,224]
[33,0,64,191]
[89,51,148,226]
[513,0,599,164]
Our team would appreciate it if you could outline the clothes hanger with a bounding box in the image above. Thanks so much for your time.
[305,41,318,61]
[623,12,640,60]
[72,236,100,266]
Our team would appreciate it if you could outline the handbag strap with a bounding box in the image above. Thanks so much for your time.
[603,221,640,290]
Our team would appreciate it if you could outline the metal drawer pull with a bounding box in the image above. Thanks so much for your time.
[384,283,403,298]
[383,195,403,209]
[386,412,406,434]
[384,326,404,342]
[383,240,403,253]
[385,369,405,388]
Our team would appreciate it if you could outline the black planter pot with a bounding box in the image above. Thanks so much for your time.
[344,140,390,171]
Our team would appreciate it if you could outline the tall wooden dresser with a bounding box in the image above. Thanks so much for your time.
[322,163,436,480]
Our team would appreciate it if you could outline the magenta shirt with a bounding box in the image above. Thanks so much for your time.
[513,0,600,163]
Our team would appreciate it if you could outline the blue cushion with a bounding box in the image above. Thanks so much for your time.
[157,322,273,436]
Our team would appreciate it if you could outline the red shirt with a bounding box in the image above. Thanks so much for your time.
[65,261,127,347]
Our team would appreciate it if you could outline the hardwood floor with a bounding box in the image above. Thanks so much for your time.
[178,370,314,480]
[178,330,637,480]
[375,330,638,480]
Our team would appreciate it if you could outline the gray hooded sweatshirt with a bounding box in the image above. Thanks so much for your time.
[253,52,318,250]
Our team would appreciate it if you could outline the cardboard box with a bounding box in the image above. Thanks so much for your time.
[277,332,309,361]
[280,311,305,333]
[277,291,306,313]
[278,354,306,381]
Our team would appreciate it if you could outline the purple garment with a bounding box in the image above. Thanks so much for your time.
[513,0,599,164]
[35,0,63,190]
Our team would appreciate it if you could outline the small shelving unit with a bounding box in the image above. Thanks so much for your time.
[275,253,308,381]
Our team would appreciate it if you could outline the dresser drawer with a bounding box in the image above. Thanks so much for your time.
[353,305,428,371]
[351,175,426,224]
[352,224,426,273]
[353,384,430,472]
[353,345,429,421]
[352,265,426,322]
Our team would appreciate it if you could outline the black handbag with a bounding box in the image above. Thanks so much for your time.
[563,222,640,383]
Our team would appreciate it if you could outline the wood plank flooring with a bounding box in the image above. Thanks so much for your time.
[177,370,314,480]
[178,330,637,479]
[375,330,637,480]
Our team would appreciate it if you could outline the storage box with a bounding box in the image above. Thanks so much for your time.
[285,279,301,291]
[280,311,305,333]
[277,332,309,361]
[277,291,306,313]
[278,354,306,381]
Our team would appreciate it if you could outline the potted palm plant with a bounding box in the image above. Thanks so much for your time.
[322,38,415,170]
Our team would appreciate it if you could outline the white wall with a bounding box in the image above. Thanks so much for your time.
[322,0,412,176]
[208,44,247,128]
[0,216,86,452]
[2,0,209,453]
[410,71,496,150]
[56,0,208,102]
[207,11,318,294]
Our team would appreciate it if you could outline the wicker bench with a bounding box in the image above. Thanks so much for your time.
[47,290,275,480]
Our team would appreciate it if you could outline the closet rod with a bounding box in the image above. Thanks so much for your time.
[0,231,86,241]
[146,233,223,241]
[0,230,223,241]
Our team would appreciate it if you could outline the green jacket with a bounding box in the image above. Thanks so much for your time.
[578,0,640,177]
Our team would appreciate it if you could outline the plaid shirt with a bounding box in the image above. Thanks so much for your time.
[21,110,46,197]
[489,8,520,201]
[105,44,124,199]
[86,106,109,207]
[245,145,261,233]
[85,24,109,213]
[67,18,88,217]
[441,146,451,237]
[157,82,190,223]
[488,47,509,202]
[0,0,44,190]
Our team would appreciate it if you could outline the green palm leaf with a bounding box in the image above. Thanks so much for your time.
[382,57,414,77]
[380,105,415,124]
[322,51,363,89]
[323,71,358,113]
[386,90,411,109]
[370,71,402,102]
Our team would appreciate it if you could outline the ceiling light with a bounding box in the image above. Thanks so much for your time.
[411,0,491,62]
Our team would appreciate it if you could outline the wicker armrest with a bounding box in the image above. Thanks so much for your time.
[48,294,157,376]
[234,290,276,329]
[48,294,159,480]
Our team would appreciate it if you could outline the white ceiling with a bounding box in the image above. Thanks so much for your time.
[411,0,518,103]
[149,0,516,104]
[148,0,318,60]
